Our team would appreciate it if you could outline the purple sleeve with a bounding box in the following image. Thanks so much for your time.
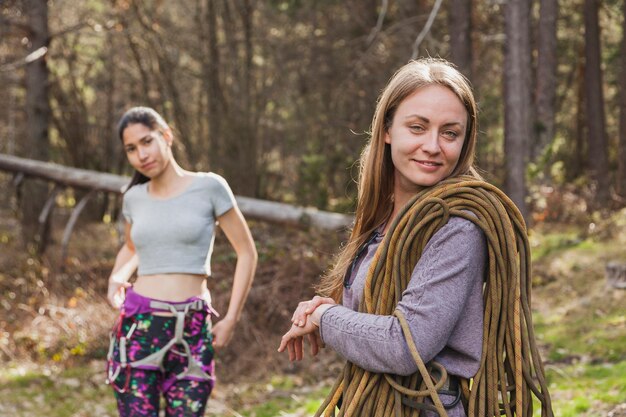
[319,217,486,376]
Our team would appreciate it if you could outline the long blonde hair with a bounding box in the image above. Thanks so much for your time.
[318,58,481,301]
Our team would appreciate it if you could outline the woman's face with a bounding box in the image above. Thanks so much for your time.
[122,123,172,178]
[385,84,467,193]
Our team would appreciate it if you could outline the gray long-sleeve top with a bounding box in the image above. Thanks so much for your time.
[319,216,486,380]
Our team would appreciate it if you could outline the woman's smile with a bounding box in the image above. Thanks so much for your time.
[412,159,443,171]
[385,84,467,197]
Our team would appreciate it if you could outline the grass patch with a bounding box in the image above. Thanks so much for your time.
[0,364,118,417]
[535,309,626,363]
[212,374,331,417]
[529,229,585,262]
[531,225,626,364]
[537,361,626,417]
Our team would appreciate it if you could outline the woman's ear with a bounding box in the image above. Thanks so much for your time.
[163,128,174,147]
[384,130,391,145]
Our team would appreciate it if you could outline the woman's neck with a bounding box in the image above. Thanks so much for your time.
[384,184,422,234]
[149,160,191,196]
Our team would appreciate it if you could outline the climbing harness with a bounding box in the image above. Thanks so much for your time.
[106,297,213,393]
[315,176,554,417]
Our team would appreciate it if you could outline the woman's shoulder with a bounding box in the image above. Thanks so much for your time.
[123,182,148,200]
[192,172,232,190]
[429,215,485,247]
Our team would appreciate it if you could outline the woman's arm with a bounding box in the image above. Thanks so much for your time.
[317,217,486,375]
[107,222,138,308]
[211,206,257,349]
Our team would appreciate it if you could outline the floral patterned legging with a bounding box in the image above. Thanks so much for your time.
[109,310,215,417]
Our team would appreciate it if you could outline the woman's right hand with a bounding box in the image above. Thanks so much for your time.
[107,237,137,309]
[291,296,336,327]
[280,302,335,360]
[107,280,130,309]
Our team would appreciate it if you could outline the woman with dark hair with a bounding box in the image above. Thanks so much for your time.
[278,59,552,417]
[106,106,257,417]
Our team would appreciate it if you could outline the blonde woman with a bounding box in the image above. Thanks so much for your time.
[279,59,552,417]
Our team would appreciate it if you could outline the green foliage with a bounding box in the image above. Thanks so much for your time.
[0,365,117,417]
[529,229,584,262]
[535,310,626,363]
[529,221,626,415]
[531,226,626,362]
[535,362,626,417]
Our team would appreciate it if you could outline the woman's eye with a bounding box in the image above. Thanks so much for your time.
[125,147,135,153]
[409,125,424,132]
[443,131,459,140]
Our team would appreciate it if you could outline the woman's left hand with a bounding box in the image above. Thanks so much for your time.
[278,320,320,361]
[211,316,237,350]
[278,303,334,361]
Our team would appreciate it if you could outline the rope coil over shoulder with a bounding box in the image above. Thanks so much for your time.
[315,176,554,417]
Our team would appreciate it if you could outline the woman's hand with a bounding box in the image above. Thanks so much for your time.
[107,232,137,309]
[278,320,320,361]
[291,296,336,327]
[279,303,335,361]
[107,280,130,309]
[211,316,237,350]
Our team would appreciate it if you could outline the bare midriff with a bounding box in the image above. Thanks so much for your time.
[133,273,208,302]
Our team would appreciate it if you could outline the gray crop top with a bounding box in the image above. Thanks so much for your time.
[122,173,236,276]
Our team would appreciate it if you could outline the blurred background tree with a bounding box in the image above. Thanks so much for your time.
[1,0,624,235]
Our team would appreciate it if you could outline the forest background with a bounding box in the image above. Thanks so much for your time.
[1,0,625,416]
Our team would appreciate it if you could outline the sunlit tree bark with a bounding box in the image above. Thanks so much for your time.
[584,0,610,204]
[617,0,626,199]
[20,0,50,245]
[534,0,558,168]
[504,0,532,221]
[448,0,472,80]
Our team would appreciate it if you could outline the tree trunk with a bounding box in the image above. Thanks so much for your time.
[572,49,587,181]
[220,0,257,197]
[448,0,472,81]
[617,0,626,199]
[0,154,352,231]
[503,0,532,222]
[534,0,558,167]
[240,0,257,197]
[20,0,50,246]
[584,0,610,204]
[205,0,223,171]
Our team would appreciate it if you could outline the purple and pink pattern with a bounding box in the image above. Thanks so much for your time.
[109,308,214,417]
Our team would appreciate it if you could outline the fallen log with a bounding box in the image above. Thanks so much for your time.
[0,153,353,231]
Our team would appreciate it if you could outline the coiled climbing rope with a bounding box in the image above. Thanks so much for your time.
[315,176,553,417]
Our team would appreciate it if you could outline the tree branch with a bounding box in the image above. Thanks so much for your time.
[0,46,47,72]
[410,0,444,59]
[365,0,389,47]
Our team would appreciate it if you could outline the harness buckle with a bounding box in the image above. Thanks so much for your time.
[401,375,462,411]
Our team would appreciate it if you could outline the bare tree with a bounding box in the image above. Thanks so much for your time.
[203,0,225,170]
[448,0,472,80]
[220,0,258,197]
[572,47,587,181]
[20,0,50,245]
[617,0,626,199]
[534,0,558,167]
[584,0,610,204]
[503,0,532,222]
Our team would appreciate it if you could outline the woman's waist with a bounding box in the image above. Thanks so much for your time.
[133,273,207,302]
